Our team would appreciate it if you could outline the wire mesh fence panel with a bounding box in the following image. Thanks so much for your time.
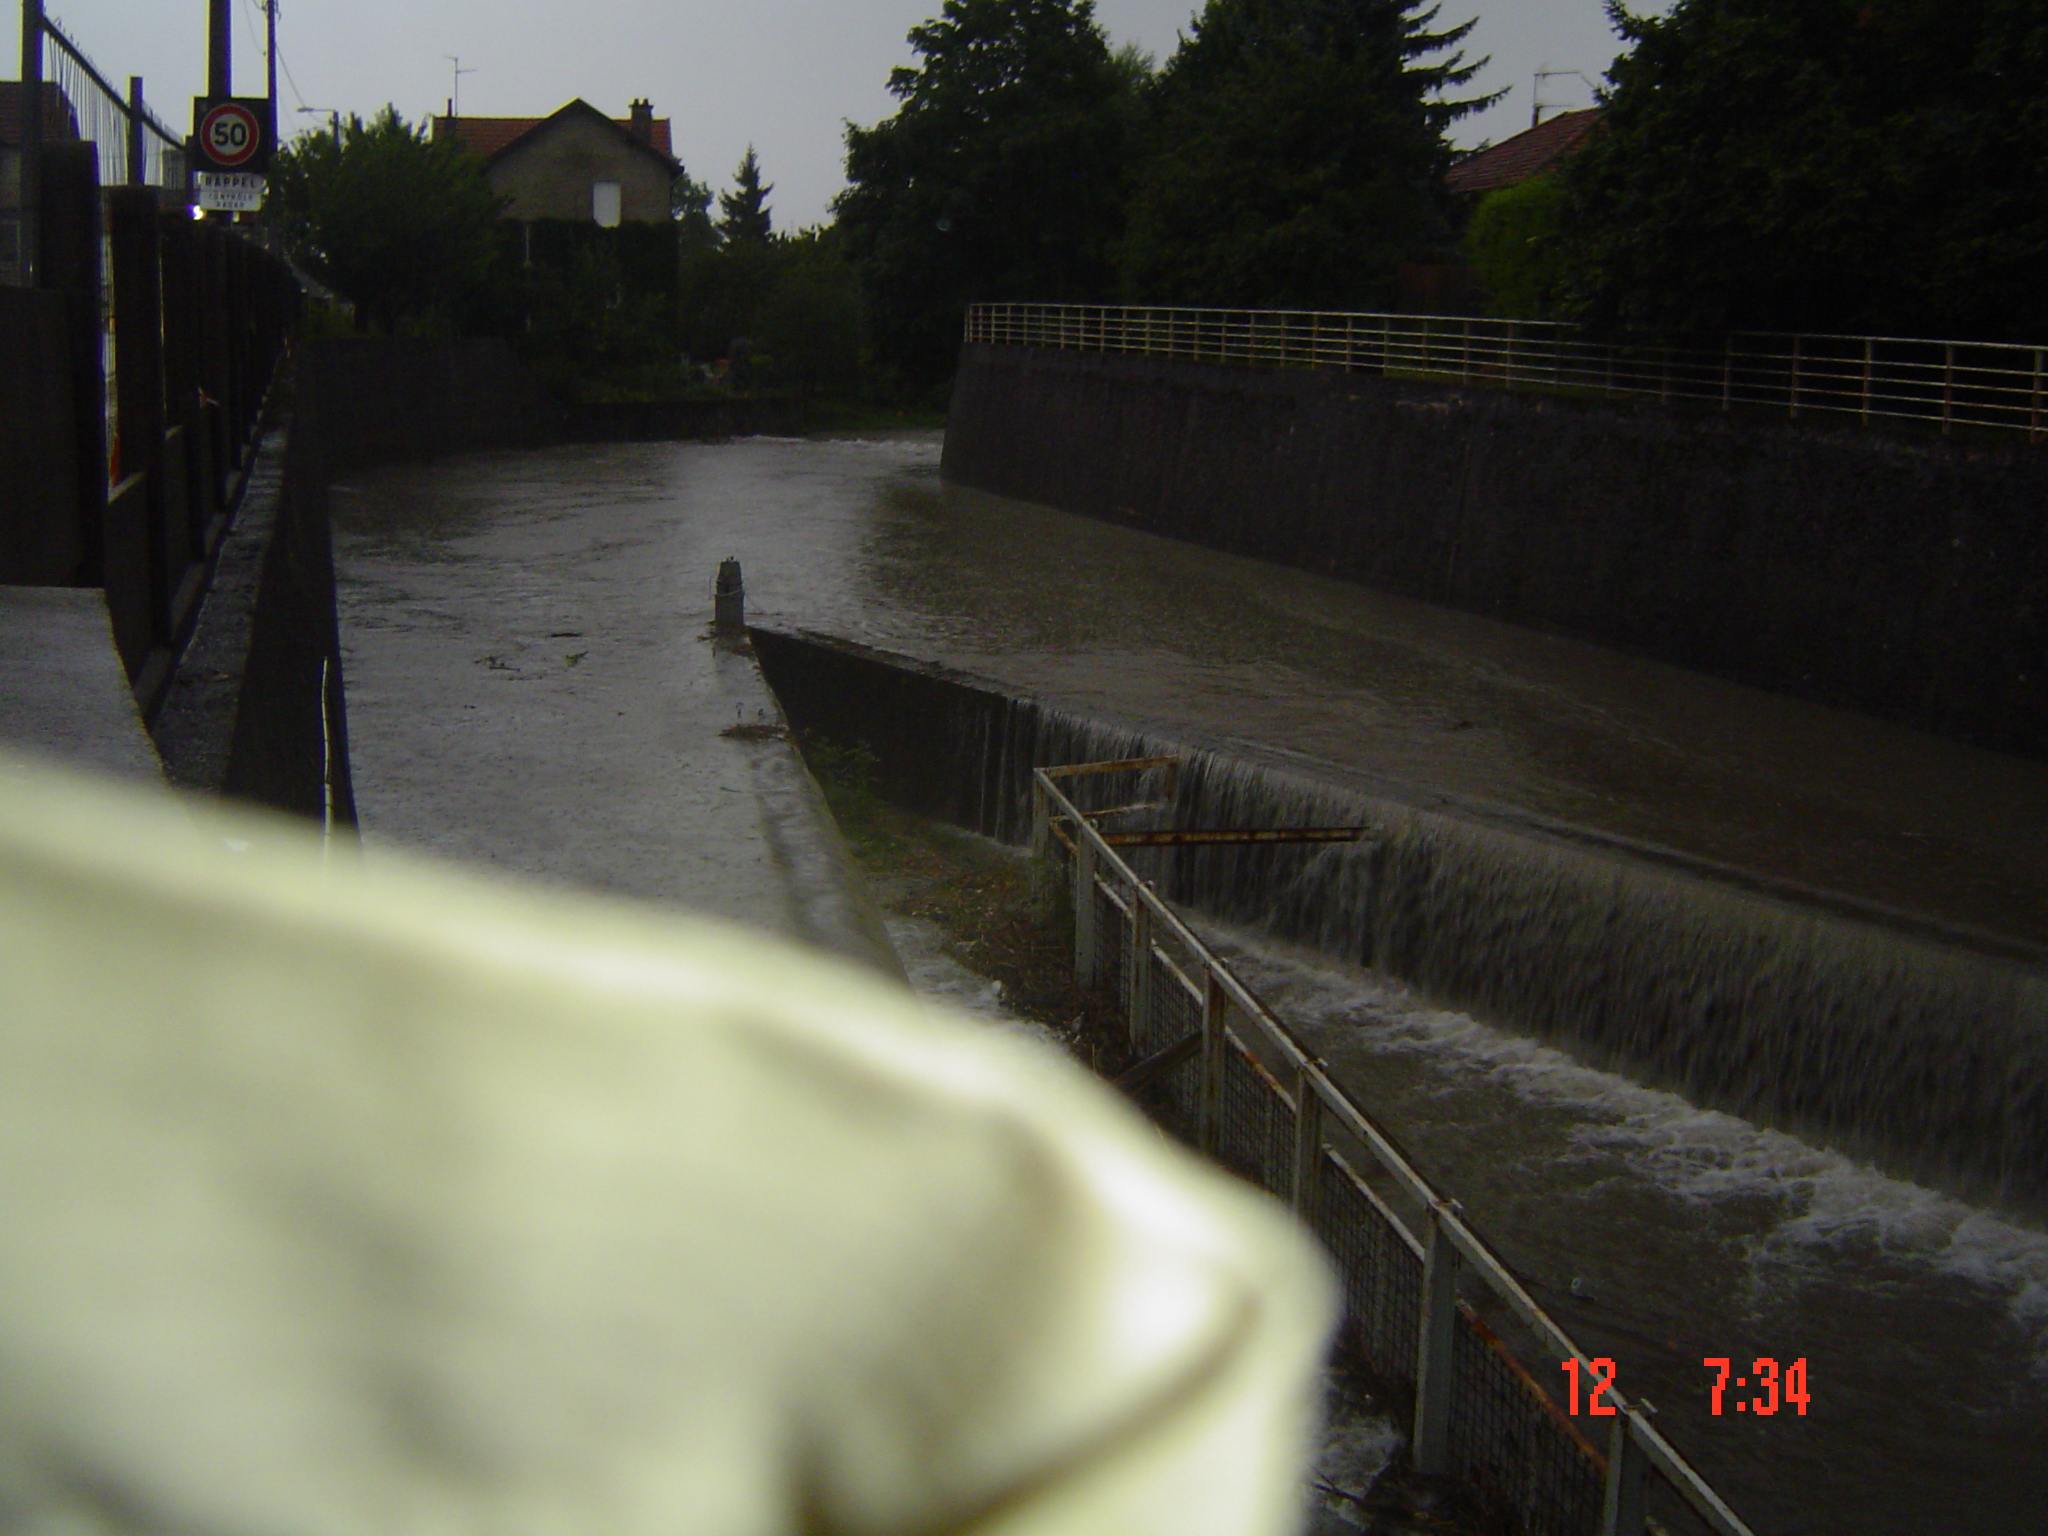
[1144,950,1201,1057]
[1094,882,1128,1004]
[1213,1033,1295,1196]
[1314,1153,1425,1395]
[1448,1309,1606,1536]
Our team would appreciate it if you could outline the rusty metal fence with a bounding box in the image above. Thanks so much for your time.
[968,301,2048,442]
[1033,758,1755,1536]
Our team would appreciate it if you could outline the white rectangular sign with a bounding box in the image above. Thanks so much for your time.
[196,172,266,212]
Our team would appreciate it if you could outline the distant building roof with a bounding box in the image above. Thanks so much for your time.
[434,98,674,166]
[1446,107,1602,197]
[0,81,81,147]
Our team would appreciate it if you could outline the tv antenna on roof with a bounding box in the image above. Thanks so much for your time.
[1532,67,1596,129]
[444,55,476,120]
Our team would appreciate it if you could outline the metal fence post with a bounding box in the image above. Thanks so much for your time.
[1602,1413,1648,1536]
[1943,344,1955,433]
[1862,336,1875,424]
[1198,968,1226,1154]
[1029,775,1053,918]
[1290,1064,1323,1218]
[1413,1202,1460,1475]
[1789,335,1802,419]
[17,0,45,287]
[1126,896,1152,1055]
[2033,349,2043,443]
[1072,835,1098,987]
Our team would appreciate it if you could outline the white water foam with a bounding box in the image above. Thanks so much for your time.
[1208,924,2048,1364]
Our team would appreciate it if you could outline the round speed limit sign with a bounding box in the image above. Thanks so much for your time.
[199,101,263,169]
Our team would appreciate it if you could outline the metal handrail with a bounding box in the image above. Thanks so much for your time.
[42,17,182,149]
[1033,762,1757,1536]
[968,302,2048,442]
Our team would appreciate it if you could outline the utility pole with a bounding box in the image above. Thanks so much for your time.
[209,0,231,98]
[128,76,145,186]
[266,1,277,118]
[19,0,44,285]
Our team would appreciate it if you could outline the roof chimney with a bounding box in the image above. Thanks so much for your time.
[629,98,652,143]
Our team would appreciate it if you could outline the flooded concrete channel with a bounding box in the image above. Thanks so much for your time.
[331,433,2048,1536]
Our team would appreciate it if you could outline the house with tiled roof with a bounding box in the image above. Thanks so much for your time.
[1445,107,1602,199]
[433,98,677,226]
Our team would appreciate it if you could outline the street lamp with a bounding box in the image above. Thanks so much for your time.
[297,106,342,138]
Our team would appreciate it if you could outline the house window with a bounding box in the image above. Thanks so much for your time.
[592,181,621,228]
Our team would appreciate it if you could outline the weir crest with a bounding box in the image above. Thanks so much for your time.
[754,627,2048,1219]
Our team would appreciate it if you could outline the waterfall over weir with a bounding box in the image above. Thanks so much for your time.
[753,626,2048,1218]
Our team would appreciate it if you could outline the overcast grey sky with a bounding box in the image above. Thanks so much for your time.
[44,1,1672,228]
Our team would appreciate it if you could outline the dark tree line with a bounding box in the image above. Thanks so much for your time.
[1552,0,2048,343]
[837,0,1490,387]
[273,0,2048,402]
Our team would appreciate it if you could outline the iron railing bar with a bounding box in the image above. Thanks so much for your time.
[1035,765,1756,1536]
[41,16,183,148]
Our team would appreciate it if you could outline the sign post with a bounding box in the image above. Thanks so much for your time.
[191,96,273,213]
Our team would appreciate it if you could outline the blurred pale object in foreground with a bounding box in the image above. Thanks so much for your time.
[0,751,1333,1536]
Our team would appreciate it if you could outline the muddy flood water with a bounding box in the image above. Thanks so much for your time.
[333,433,2048,1536]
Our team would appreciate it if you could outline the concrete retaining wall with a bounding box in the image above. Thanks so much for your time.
[0,288,81,584]
[943,344,2048,759]
[305,337,801,470]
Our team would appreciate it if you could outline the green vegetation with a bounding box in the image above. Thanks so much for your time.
[836,0,1139,393]
[1555,0,2048,342]
[271,2,2048,411]
[1463,174,1566,319]
[268,108,505,336]
[1122,0,1492,309]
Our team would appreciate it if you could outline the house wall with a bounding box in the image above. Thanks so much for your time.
[488,116,670,224]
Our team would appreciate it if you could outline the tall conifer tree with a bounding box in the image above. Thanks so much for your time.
[1122,0,1491,308]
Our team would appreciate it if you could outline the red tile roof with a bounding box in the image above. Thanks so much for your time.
[1446,107,1602,197]
[435,102,673,162]
[0,81,81,146]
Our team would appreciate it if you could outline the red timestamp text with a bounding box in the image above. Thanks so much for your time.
[1705,1356,1809,1416]
[1558,1357,1811,1417]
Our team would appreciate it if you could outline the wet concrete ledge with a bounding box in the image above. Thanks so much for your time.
[753,625,2048,1220]
[0,587,163,786]
[944,343,2048,762]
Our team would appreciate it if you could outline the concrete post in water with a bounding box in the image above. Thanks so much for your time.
[1412,1202,1460,1476]
[712,557,744,634]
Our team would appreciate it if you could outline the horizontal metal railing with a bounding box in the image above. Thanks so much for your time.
[1034,759,1756,1536]
[968,302,2048,442]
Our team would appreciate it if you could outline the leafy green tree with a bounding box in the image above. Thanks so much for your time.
[673,166,718,253]
[1463,174,1566,318]
[717,146,775,245]
[268,107,505,335]
[1121,0,1492,308]
[836,0,1138,389]
[1557,0,2048,341]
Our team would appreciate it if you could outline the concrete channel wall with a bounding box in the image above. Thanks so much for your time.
[943,343,2048,760]
[753,626,2048,1220]
[305,338,803,471]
